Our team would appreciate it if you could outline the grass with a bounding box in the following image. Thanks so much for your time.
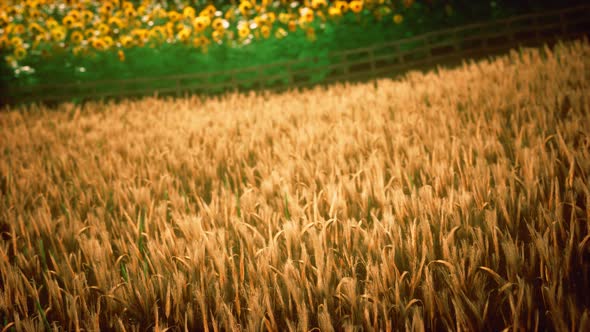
[0,38,589,331]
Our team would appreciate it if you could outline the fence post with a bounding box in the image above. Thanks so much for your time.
[396,44,404,65]
[257,67,264,91]
[368,47,376,77]
[506,19,515,44]
[452,28,460,52]
[230,69,237,92]
[559,13,567,36]
[425,36,433,62]
[287,63,293,85]
[481,30,489,53]
[533,16,541,43]
[340,53,349,76]
[428,35,440,65]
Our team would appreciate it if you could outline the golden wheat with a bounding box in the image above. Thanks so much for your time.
[1,38,589,331]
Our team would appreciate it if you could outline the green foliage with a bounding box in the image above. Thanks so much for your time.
[2,0,585,99]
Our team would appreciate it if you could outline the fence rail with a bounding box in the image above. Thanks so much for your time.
[3,4,590,105]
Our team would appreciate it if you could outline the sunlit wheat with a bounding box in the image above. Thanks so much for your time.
[0,39,589,331]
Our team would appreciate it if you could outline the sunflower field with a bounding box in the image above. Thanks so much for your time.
[0,0,585,96]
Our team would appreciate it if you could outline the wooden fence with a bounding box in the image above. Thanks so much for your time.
[3,4,590,105]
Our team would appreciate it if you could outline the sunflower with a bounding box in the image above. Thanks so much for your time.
[33,34,49,48]
[168,11,181,22]
[5,6,19,17]
[62,16,76,28]
[254,15,268,27]
[224,9,236,21]
[118,49,125,61]
[266,12,276,22]
[82,10,94,22]
[212,29,223,42]
[298,16,309,29]
[349,0,363,13]
[260,25,270,39]
[91,37,107,50]
[120,35,134,47]
[124,7,136,18]
[28,22,44,35]
[50,27,66,41]
[375,5,392,17]
[103,35,114,48]
[165,22,175,38]
[328,6,342,17]
[72,1,85,11]
[403,0,414,8]
[10,36,23,47]
[0,36,9,50]
[4,55,17,68]
[174,22,185,32]
[311,0,327,10]
[70,21,85,30]
[274,27,287,39]
[300,7,314,23]
[25,0,39,9]
[192,36,202,47]
[192,16,210,32]
[100,2,115,16]
[237,23,250,39]
[278,13,291,24]
[287,20,296,32]
[131,29,149,44]
[239,1,253,17]
[28,9,41,20]
[334,1,349,13]
[200,39,210,53]
[46,18,58,30]
[97,23,110,35]
[201,4,216,18]
[0,12,8,26]
[212,18,225,31]
[12,24,26,35]
[14,47,27,60]
[151,7,166,19]
[306,27,316,41]
[393,14,403,24]
[108,17,124,29]
[148,26,166,42]
[70,30,84,44]
[177,27,191,43]
[68,9,81,21]
[72,45,84,56]
[193,35,210,50]
[85,29,96,39]
[200,36,210,46]
[122,1,134,10]
[183,6,195,20]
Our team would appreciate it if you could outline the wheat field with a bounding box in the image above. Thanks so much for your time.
[1,39,589,331]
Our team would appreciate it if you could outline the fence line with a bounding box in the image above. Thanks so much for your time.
[3,4,590,105]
